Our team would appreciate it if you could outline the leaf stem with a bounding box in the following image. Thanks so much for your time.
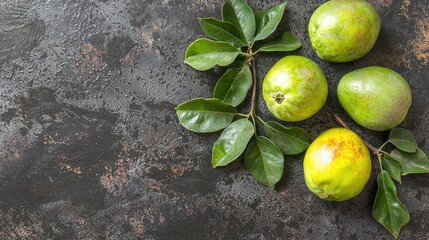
[251,114,257,137]
[377,154,383,171]
[256,115,267,125]
[378,141,389,152]
[240,52,252,58]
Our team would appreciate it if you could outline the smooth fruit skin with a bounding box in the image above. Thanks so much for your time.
[262,55,328,122]
[308,0,381,62]
[304,128,371,201]
[337,66,412,131]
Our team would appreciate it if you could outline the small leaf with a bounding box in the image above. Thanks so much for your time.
[254,2,287,42]
[264,121,309,155]
[389,148,429,175]
[213,65,252,107]
[222,0,256,45]
[382,155,402,184]
[184,39,241,71]
[176,98,237,133]
[212,118,254,168]
[372,171,410,239]
[244,136,284,189]
[198,17,246,48]
[256,32,301,52]
[388,128,418,153]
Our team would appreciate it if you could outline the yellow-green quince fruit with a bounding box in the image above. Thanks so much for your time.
[303,128,371,201]
[262,55,328,122]
[337,66,412,131]
[308,0,381,62]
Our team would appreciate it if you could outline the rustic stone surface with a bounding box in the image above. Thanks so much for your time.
[0,0,428,239]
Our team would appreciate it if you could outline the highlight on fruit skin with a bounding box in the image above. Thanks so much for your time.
[303,128,371,201]
[262,55,328,122]
[337,66,412,131]
[308,0,381,62]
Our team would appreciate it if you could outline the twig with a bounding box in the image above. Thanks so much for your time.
[248,48,257,116]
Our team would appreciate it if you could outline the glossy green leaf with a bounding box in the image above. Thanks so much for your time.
[264,121,309,155]
[382,155,402,184]
[388,128,418,153]
[198,17,246,48]
[222,0,256,45]
[213,65,252,107]
[389,148,429,175]
[176,98,237,133]
[372,171,410,239]
[244,136,284,189]
[184,39,240,71]
[254,2,287,42]
[212,119,254,168]
[228,54,248,68]
[256,32,301,52]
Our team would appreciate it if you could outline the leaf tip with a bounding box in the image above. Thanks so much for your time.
[212,162,219,169]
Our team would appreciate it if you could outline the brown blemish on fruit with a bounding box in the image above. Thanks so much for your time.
[271,91,285,104]
[334,141,346,159]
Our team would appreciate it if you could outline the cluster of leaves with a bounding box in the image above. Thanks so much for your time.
[176,0,307,189]
[175,0,429,239]
[372,128,429,239]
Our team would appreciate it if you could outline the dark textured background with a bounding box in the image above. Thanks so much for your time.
[0,0,428,239]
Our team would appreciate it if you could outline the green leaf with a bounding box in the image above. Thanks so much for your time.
[382,155,402,184]
[176,98,237,133]
[388,128,418,153]
[212,118,254,167]
[222,0,256,45]
[264,121,309,155]
[244,136,284,189]
[254,2,287,42]
[372,171,410,239]
[213,65,252,107]
[256,32,301,52]
[389,148,429,175]
[198,17,246,48]
[184,39,241,71]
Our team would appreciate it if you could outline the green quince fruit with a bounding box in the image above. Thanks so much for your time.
[262,55,328,122]
[308,0,381,62]
[337,66,412,131]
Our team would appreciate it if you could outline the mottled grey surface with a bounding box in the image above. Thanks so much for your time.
[0,0,428,239]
